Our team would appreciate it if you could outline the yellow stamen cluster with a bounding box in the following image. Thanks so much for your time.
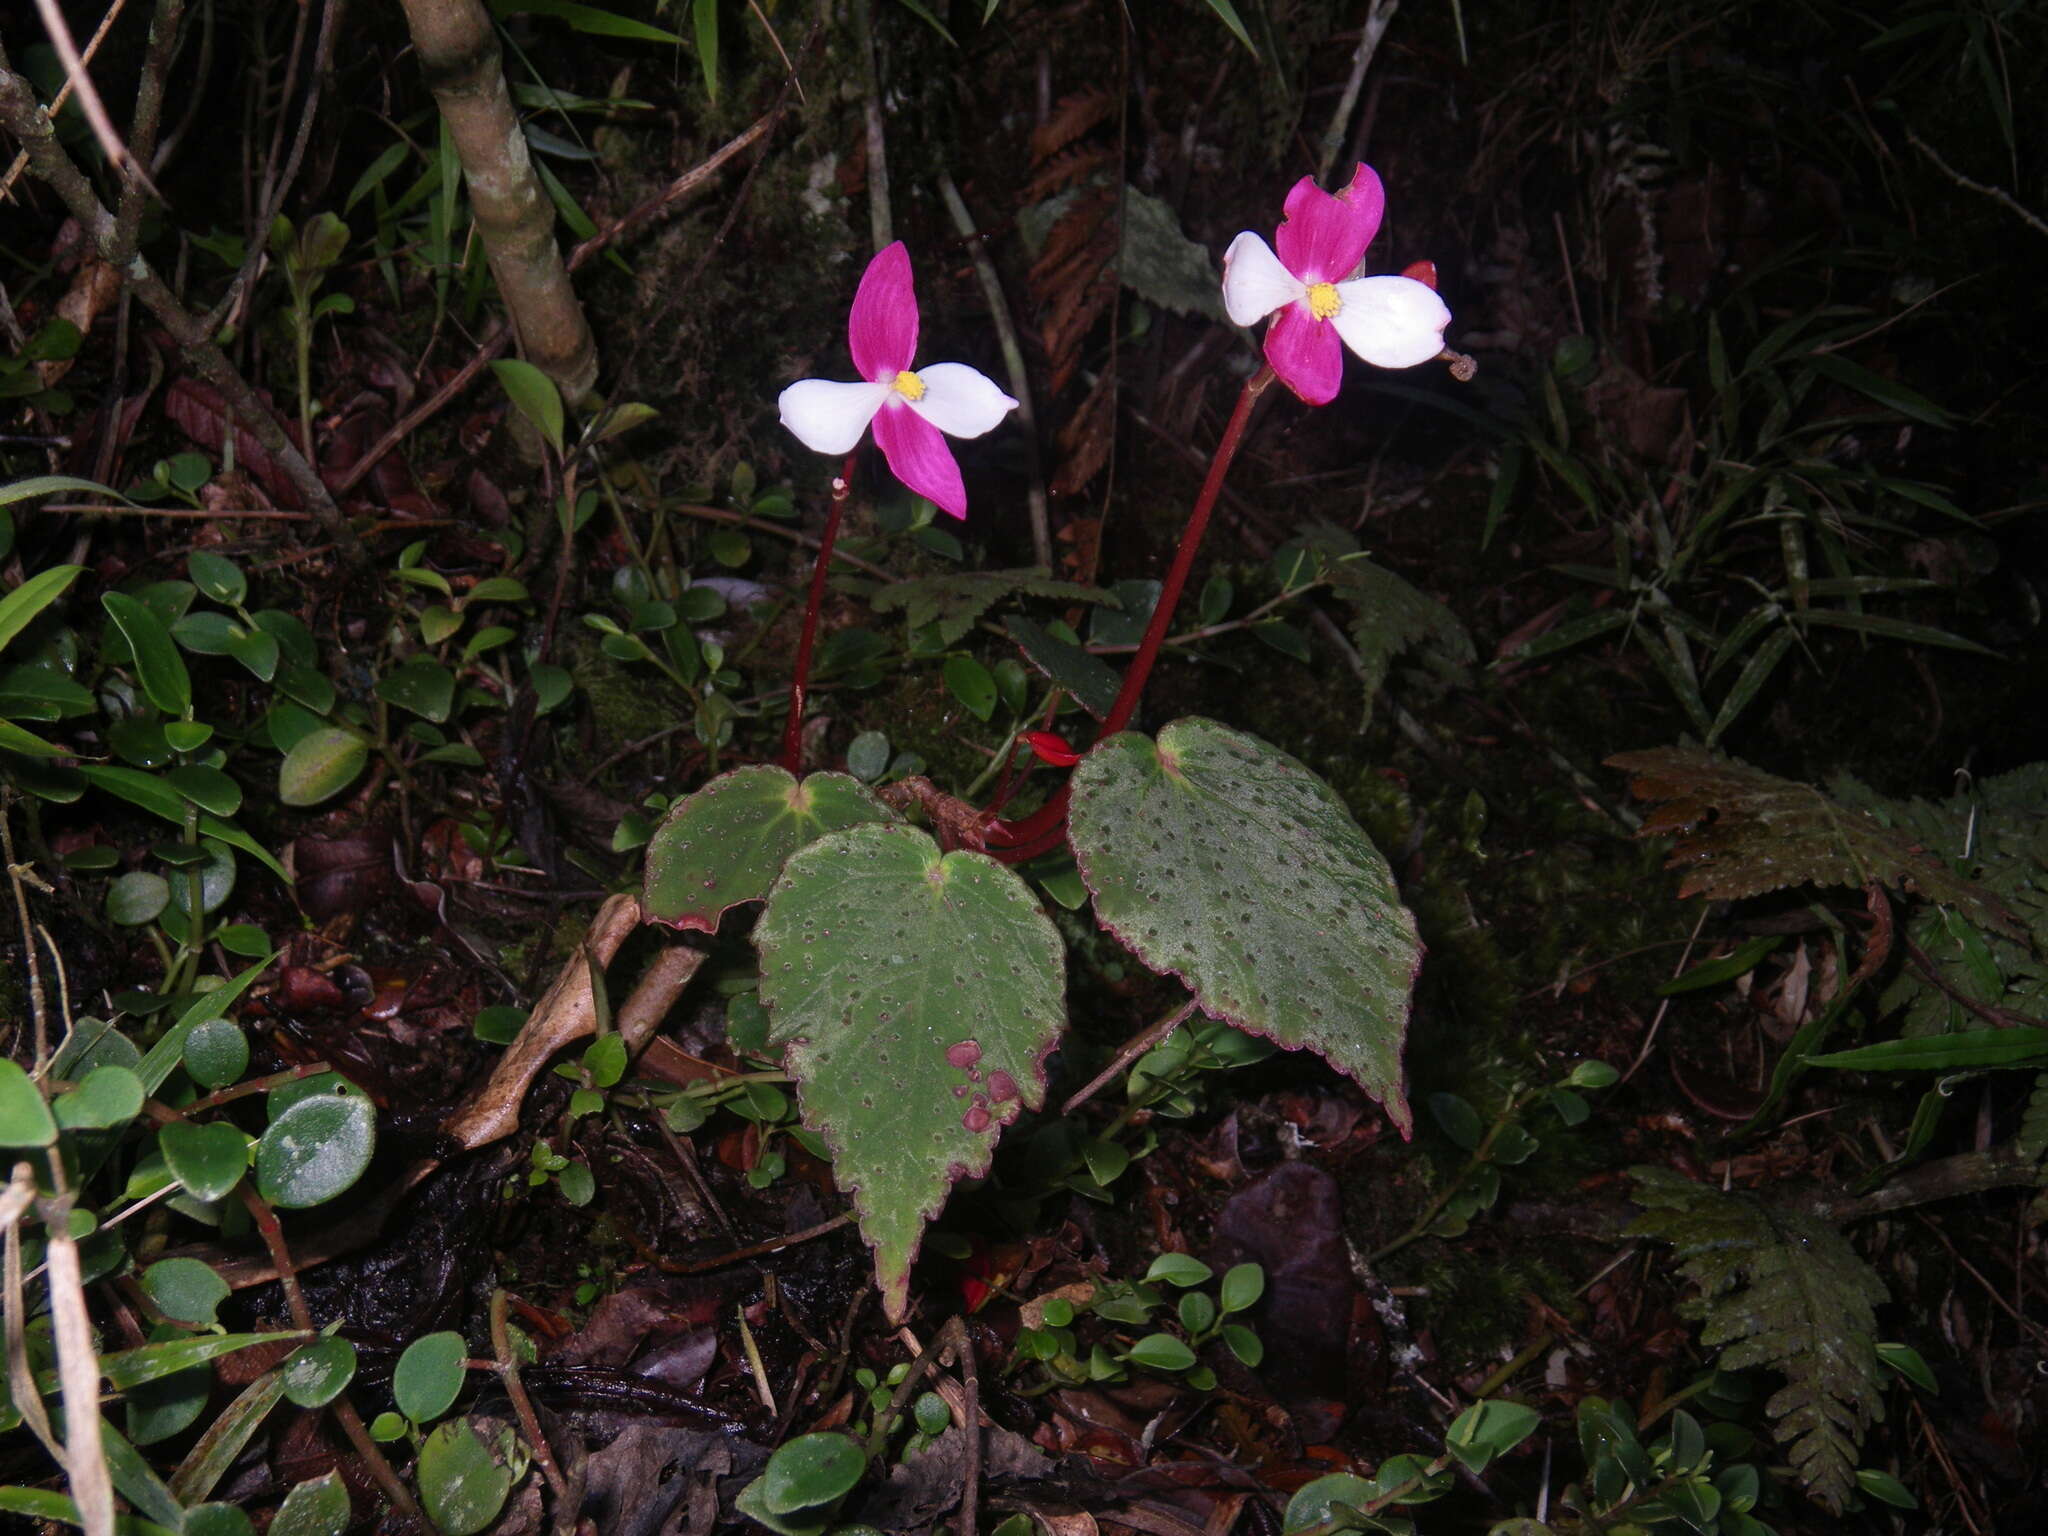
[1307,282,1343,321]
[892,370,926,401]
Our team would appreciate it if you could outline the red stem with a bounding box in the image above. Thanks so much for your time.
[988,366,1272,858]
[781,456,858,774]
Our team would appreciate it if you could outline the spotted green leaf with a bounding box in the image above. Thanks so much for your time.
[642,765,894,933]
[756,823,1064,1322]
[1068,717,1420,1133]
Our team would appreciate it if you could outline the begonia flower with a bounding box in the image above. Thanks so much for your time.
[778,242,1018,518]
[1221,163,1452,407]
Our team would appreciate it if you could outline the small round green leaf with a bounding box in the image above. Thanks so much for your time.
[394,1330,469,1423]
[1219,1262,1265,1313]
[184,1018,250,1090]
[0,1059,59,1146]
[1283,1473,1375,1534]
[187,552,247,606]
[107,870,171,926]
[1143,1253,1212,1288]
[166,764,241,817]
[761,1432,865,1515]
[1568,1059,1619,1090]
[1222,1323,1263,1367]
[164,720,215,753]
[271,1472,351,1536]
[375,658,456,722]
[183,1504,254,1536]
[1429,1093,1483,1151]
[160,1120,251,1202]
[256,1092,375,1208]
[845,730,890,783]
[1125,1333,1197,1372]
[142,1256,230,1326]
[643,765,894,932]
[282,1335,359,1408]
[278,727,369,807]
[127,1363,212,1445]
[942,655,997,720]
[417,1418,518,1536]
[52,1065,145,1130]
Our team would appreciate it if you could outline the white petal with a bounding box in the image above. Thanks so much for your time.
[1221,232,1304,327]
[1329,276,1452,369]
[778,378,891,455]
[905,362,1018,440]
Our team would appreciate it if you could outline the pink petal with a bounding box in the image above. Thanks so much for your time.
[848,241,920,382]
[872,400,969,518]
[1264,304,1345,406]
[1274,163,1385,285]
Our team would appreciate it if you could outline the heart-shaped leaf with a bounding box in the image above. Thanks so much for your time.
[757,823,1065,1321]
[643,765,895,932]
[1068,717,1420,1133]
[271,1473,350,1536]
[160,1120,251,1202]
[281,1336,359,1409]
[417,1419,520,1536]
[142,1256,230,1326]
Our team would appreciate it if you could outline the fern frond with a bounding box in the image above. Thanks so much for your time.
[1630,1167,1889,1513]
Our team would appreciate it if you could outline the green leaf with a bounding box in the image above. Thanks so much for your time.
[1804,1027,2048,1072]
[394,1330,469,1423]
[491,0,684,44]
[1282,1473,1374,1534]
[943,654,998,720]
[160,1120,251,1202]
[1854,1468,1915,1508]
[187,552,247,606]
[489,358,564,454]
[142,1255,230,1325]
[1446,1398,1542,1472]
[1803,352,1952,428]
[1429,1092,1483,1150]
[873,569,1110,649]
[1875,1341,1936,1394]
[845,730,890,783]
[102,591,192,717]
[77,765,287,882]
[256,1091,375,1207]
[136,955,274,1095]
[166,764,241,816]
[1004,615,1120,720]
[271,1473,351,1536]
[1125,1333,1196,1372]
[756,823,1065,1322]
[1143,1252,1212,1287]
[1219,1262,1264,1313]
[279,728,369,807]
[417,1419,520,1536]
[692,0,719,98]
[0,1058,58,1146]
[184,1017,250,1090]
[375,657,456,721]
[642,765,894,932]
[282,1335,361,1409]
[1222,1323,1263,1367]
[761,1432,865,1514]
[0,563,83,654]
[1069,718,1420,1132]
[52,1064,145,1130]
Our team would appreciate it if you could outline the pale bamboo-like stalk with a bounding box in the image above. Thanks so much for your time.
[395,0,599,404]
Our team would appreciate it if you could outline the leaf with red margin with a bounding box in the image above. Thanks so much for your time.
[642,766,895,933]
[755,823,1065,1322]
[1068,717,1420,1134]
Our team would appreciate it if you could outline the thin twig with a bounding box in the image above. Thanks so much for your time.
[1064,998,1199,1114]
[938,172,1049,568]
[1904,126,2048,240]
[25,0,157,197]
[1,797,51,1067]
[491,1288,569,1501]
[652,1212,855,1274]
[1315,0,1400,184]
[851,0,891,250]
